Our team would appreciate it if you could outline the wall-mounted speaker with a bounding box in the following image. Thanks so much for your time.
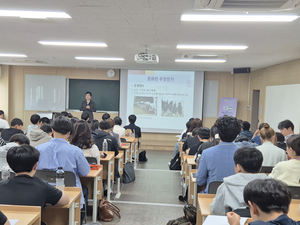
[232,67,251,74]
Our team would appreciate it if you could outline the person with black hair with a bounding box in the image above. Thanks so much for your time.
[210,146,268,216]
[9,134,30,145]
[0,145,69,210]
[227,179,299,225]
[188,127,210,156]
[0,110,9,129]
[81,112,90,122]
[24,114,40,135]
[91,120,119,156]
[183,128,201,153]
[239,121,254,141]
[124,114,141,138]
[276,132,286,151]
[102,113,110,120]
[27,124,52,147]
[250,123,266,145]
[70,117,79,125]
[36,116,90,210]
[107,118,121,147]
[196,116,241,193]
[113,116,125,137]
[1,118,24,141]
[38,117,51,126]
[80,92,96,121]
[70,120,100,165]
[269,134,300,186]
[91,119,99,131]
[278,119,294,141]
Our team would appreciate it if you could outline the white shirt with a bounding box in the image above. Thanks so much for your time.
[82,144,100,165]
[113,125,126,137]
[0,118,9,129]
[256,141,287,167]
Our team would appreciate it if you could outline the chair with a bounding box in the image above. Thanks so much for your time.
[260,166,273,174]
[85,157,97,164]
[288,186,300,199]
[233,207,251,217]
[0,171,15,180]
[34,170,76,187]
[208,181,223,194]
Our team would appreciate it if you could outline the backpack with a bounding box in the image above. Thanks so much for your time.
[166,216,191,225]
[122,162,135,183]
[138,150,148,162]
[169,152,181,170]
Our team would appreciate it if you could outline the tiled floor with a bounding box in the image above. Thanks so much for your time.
[85,150,185,225]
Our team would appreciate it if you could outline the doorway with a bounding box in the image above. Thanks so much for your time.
[251,90,260,132]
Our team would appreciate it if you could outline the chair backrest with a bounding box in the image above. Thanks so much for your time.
[34,170,76,187]
[86,157,97,164]
[208,181,223,194]
[260,166,273,173]
[289,186,300,199]
[233,207,251,217]
[0,171,15,180]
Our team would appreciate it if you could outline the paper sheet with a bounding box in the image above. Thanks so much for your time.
[9,220,18,225]
[203,215,248,225]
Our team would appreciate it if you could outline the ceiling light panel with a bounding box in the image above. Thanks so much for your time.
[0,10,71,19]
[75,57,124,61]
[0,53,27,57]
[175,59,226,63]
[181,15,298,22]
[177,45,248,50]
[39,41,107,47]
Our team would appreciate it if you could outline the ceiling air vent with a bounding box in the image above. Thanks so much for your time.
[181,53,227,60]
[194,0,300,11]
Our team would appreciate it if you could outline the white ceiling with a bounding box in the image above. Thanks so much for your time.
[1,0,300,71]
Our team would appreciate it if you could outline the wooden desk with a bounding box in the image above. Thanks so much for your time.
[133,138,139,169]
[196,194,300,225]
[120,143,130,163]
[189,169,197,206]
[100,151,114,201]
[80,166,103,223]
[43,187,81,225]
[0,205,41,225]
[185,156,196,186]
[120,137,135,164]
[182,155,187,180]
[115,151,124,199]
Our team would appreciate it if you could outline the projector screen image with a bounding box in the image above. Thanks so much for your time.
[119,69,204,133]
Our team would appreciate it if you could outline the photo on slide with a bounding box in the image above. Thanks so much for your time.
[134,96,157,116]
[161,98,184,117]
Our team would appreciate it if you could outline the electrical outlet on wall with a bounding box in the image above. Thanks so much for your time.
[247,105,251,110]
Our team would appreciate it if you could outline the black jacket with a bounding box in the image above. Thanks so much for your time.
[183,136,200,152]
[250,214,300,225]
[92,130,119,156]
[80,100,96,121]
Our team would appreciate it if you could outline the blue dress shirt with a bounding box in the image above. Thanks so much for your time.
[36,138,90,208]
[196,142,238,193]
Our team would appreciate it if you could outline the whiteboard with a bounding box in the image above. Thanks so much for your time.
[25,74,66,111]
[265,84,300,133]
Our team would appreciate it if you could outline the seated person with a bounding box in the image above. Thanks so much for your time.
[0,134,30,170]
[124,114,141,139]
[276,132,286,151]
[250,123,265,145]
[37,117,50,126]
[36,116,90,210]
[27,124,52,147]
[81,112,90,122]
[0,110,9,130]
[188,127,210,156]
[210,146,268,215]
[227,179,298,225]
[92,120,119,156]
[239,121,254,141]
[196,116,241,193]
[107,118,121,148]
[256,123,286,167]
[0,211,9,225]
[183,128,200,153]
[1,118,24,141]
[90,119,99,131]
[183,118,203,150]
[70,117,79,125]
[24,114,40,134]
[0,145,69,209]
[69,120,100,165]
[113,116,126,137]
[102,113,110,120]
[278,119,295,142]
[269,134,300,186]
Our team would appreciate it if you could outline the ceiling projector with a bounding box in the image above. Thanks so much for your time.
[134,52,159,64]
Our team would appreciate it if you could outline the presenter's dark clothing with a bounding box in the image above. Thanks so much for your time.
[0,210,7,225]
[80,100,96,121]
[124,124,141,138]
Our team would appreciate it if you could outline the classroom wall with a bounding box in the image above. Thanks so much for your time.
[1,65,250,151]
[248,58,300,130]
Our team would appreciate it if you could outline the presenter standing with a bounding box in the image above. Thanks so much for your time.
[80,92,96,121]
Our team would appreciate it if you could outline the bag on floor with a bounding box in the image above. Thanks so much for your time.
[139,150,148,162]
[166,216,191,225]
[122,162,135,183]
[169,152,181,170]
[98,198,121,222]
[183,204,197,225]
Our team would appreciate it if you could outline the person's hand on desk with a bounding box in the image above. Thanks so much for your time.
[86,105,90,109]
[227,212,241,225]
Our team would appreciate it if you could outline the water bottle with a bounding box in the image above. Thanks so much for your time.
[103,139,108,152]
[1,166,10,180]
[56,167,65,192]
